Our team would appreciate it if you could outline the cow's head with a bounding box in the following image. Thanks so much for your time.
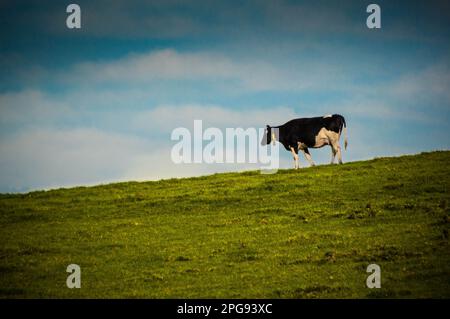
[261,125,275,146]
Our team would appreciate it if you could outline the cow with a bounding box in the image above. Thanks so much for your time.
[261,114,348,169]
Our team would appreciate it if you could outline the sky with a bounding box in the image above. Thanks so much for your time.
[0,0,449,192]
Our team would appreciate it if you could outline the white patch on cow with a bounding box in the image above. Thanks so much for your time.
[323,114,332,118]
[326,130,340,145]
[314,127,331,148]
[271,132,276,145]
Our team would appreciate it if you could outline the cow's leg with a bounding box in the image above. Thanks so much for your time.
[331,142,343,164]
[336,144,343,164]
[326,130,343,164]
[290,146,299,169]
[330,146,336,164]
[302,148,315,167]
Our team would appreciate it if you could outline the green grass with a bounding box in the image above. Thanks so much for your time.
[1,151,449,298]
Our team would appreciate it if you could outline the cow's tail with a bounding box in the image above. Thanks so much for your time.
[336,114,348,150]
[343,122,348,150]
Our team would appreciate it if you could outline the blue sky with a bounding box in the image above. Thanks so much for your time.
[0,0,449,192]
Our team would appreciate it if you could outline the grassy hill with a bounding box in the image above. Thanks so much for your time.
[0,151,449,298]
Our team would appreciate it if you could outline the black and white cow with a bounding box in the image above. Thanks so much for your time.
[261,114,348,169]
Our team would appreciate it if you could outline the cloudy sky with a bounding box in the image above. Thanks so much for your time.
[0,0,449,192]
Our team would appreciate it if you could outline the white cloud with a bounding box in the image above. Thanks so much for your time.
[6,48,376,96]
[133,104,299,133]
[72,50,236,82]
[61,49,348,92]
[0,128,150,191]
[389,62,450,104]
[0,90,74,126]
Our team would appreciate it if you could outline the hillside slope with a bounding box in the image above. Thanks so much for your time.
[0,151,449,298]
